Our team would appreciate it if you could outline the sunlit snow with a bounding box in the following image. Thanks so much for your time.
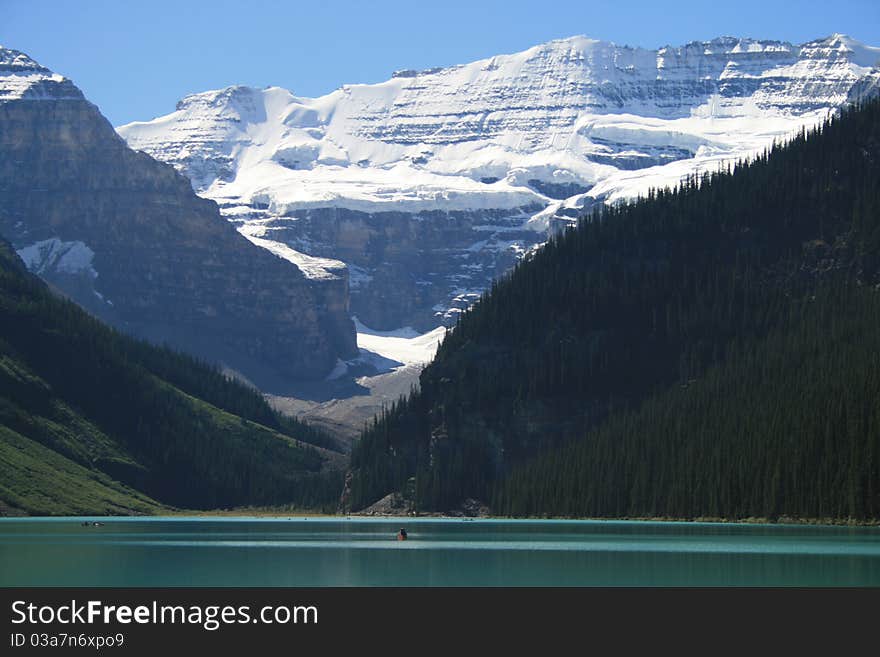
[119,34,880,221]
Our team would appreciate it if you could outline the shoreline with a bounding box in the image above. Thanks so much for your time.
[166,508,880,526]
[3,510,878,527]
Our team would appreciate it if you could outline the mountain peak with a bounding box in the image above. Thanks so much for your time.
[823,33,859,45]
[520,35,642,59]
[0,46,82,102]
[803,33,880,68]
[175,84,261,110]
[0,46,48,72]
[174,84,295,113]
[540,35,605,48]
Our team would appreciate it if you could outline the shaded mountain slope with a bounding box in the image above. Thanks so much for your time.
[348,98,880,519]
[0,46,356,388]
[0,240,342,515]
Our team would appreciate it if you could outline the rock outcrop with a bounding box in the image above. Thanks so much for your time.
[0,47,357,386]
[229,203,543,329]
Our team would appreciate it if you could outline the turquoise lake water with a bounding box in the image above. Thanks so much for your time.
[1,517,878,586]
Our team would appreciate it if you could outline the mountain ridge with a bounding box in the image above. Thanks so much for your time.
[119,33,880,331]
[0,46,358,386]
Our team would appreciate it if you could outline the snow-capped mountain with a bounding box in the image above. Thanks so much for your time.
[119,34,880,331]
[0,46,357,387]
[0,47,83,101]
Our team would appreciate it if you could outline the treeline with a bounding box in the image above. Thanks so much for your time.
[0,241,342,512]
[349,97,880,518]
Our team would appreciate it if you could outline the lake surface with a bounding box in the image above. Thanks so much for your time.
[1,517,878,586]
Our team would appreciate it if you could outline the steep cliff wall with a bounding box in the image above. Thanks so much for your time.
[0,47,357,386]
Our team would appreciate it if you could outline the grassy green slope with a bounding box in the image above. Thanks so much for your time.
[0,426,161,516]
[0,240,342,515]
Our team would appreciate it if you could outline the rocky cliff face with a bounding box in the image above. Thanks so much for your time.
[0,47,357,387]
[229,202,543,328]
[119,34,880,332]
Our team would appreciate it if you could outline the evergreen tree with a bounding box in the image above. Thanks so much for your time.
[0,241,343,512]
[350,97,880,519]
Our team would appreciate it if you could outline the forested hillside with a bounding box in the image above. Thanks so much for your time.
[348,98,880,519]
[0,241,342,515]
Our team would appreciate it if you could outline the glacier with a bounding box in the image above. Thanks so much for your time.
[119,33,880,332]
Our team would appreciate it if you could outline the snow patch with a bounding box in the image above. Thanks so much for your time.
[16,238,97,278]
[324,318,446,379]
[237,222,347,281]
[354,317,445,369]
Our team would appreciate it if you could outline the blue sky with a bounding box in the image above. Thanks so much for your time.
[3,0,878,126]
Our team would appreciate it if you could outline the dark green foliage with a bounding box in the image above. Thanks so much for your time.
[0,242,342,513]
[495,283,880,519]
[119,339,338,453]
[350,98,880,519]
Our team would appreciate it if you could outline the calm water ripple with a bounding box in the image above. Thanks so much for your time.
[1,517,878,586]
